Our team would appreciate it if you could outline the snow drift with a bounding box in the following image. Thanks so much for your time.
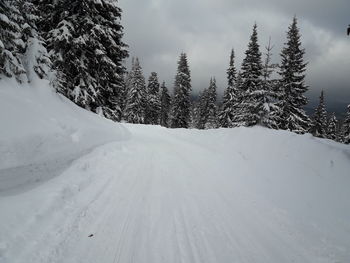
[0,79,129,195]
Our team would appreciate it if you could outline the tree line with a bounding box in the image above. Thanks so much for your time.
[0,0,349,144]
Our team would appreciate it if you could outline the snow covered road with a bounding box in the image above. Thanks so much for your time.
[1,124,350,263]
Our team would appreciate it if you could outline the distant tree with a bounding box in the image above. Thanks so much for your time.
[310,90,327,138]
[277,16,310,133]
[145,72,161,124]
[218,49,238,128]
[326,112,339,141]
[159,82,171,127]
[124,57,146,124]
[196,88,209,129]
[196,78,218,129]
[341,105,350,144]
[189,101,198,129]
[229,72,246,127]
[205,78,219,129]
[171,53,192,128]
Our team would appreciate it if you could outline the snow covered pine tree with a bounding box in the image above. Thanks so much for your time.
[0,0,50,82]
[239,23,265,127]
[310,90,327,138]
[341,105,350,144]
[196,78,218,129]
[160,82,171,127]
[260,38,280,129]
[41,0,128,121]
[218,49,237,128]
[204,78,219,129]
[327,113,339,141]
[277,16,310,133]
[124,57,146,124]
[171,53,192,128]
[16,0,51,81]
[0,0,26,81]
[145,72,161,125]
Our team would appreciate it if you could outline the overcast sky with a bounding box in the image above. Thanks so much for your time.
[119,0,350,110]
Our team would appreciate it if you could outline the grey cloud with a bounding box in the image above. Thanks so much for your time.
[119,0,350,108]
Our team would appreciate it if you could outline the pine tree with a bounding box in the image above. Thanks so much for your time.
[43,0,128,120]
[310,90,327,138]
[278,16,310,133]
[341,105,350,144]
[145,72,161,125]
[218,49,238,128]
[229,72,246,127]
[205,78,218,129]
[16,0,51,81]
[327,113,338,141]
[196,88,209,129]
[196,78,218,129]
[160,82,171,127]
[171,53,192,128]
[239,23,264,127]
[189,101,198,129]
[260,38,280,129]
[124,57,146,124]
[0,0,26,81]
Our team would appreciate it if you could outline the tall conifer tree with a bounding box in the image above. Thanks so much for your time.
[160,82,171,127]
[239,23,264,127]
[310,90,327,138]
[145,72,161,125]
[278,16,310,133]
[124,57,146,124]
[327,113,339,141]
[0,0,26,81]
[171,53,192,128]
[219,49,238,128]
[42,0,128,120]
[341,105,350,144]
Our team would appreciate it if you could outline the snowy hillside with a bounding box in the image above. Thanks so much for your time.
[0,79,129,195]
[1,81,350,263]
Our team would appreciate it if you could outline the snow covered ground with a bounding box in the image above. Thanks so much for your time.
[1,80,350,263]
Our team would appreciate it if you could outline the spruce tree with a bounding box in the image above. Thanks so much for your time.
[196,78,218,129]
[278,16,310,133]
[171,53,192,128]
[310,90,327,138]
[196,88,209,129]
[341,105,350,144]
[0,0,26,81]
[205,78,219,129]
[327,113,338,141]
[16,0,51,81]
[43,0,128,120]
[239,23,264,127]
[160,82,171,127]
[145,72,161,125]
[218,49,238,128]
[260,38,280,129]
[229,72,246,127]
[124,57,146,124]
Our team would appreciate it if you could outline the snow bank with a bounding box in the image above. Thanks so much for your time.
[0,79,129,194]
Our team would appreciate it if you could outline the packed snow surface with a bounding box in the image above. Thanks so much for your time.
[0,80,350,263]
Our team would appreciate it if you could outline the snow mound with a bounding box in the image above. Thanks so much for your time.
[0,79,129,195]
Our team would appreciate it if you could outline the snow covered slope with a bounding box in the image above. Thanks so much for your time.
[0,81,350,263]
[0,79,129,195]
